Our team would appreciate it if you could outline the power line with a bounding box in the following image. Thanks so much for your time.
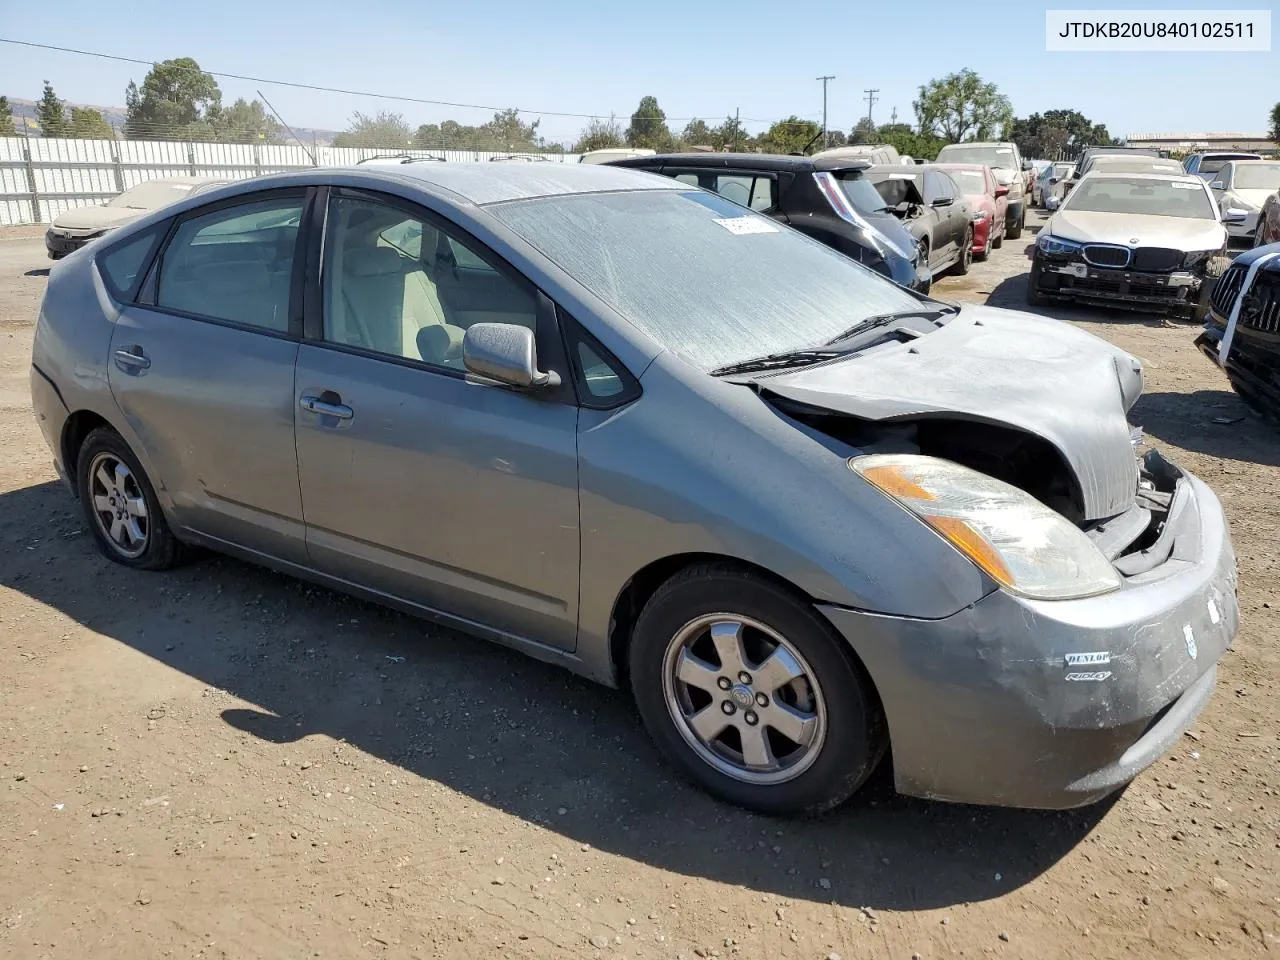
[0,37,830,129]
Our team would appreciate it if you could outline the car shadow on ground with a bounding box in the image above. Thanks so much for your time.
[984,273,1179,327]
[1134,389,1280,466]
[0,479,1111,912]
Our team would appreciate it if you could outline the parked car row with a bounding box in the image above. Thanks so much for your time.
[44,177,228,259]
[30,160,1238,818]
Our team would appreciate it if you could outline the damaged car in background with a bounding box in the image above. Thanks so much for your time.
[1028,172,1233,321]
[1205,160,1280,248]
[1196,242,1280,418]
[30,163,1237,816]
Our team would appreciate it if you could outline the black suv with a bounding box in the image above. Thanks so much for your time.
[608,153,931,292]
[1196,243,1280,418]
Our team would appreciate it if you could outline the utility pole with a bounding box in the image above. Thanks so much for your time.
[816,75,835,148]
[734,107,741,151]
[890,106,898,125]
[863,88,880,129]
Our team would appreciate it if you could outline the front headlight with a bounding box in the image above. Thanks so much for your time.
[1036,234,1082,256]
[850,454,1121,601]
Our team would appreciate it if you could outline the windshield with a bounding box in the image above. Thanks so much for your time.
[835,175,891,213]
[1065,177,1215,219]
[107,181,197,210]
[947,170,988,195]
[1233,163,1280,190]
[490,189,922,371]
[936,145,1016,170]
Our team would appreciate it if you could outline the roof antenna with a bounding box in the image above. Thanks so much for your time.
[257,89,318,167]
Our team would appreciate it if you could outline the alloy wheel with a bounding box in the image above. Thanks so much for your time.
[87,452,150,559]
[662,614,827,785]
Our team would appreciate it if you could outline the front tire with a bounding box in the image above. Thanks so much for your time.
[1026,259,1049,307]
[77,427,183,570]
[1006,210,1023,241]
[629,564,886,816]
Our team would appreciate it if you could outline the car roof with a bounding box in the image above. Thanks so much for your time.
[332,161,682,205]
[862,164,925,177]
[932,163,988,172]
[609,152,886,175]
[126,175,224,187]
[1077,171,1207,185]
[939,141,1012,148]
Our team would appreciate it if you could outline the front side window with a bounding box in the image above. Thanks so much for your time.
[1064,177,1216,220]
[156,195,302,331]
[489,189,921,372]
[321,195,536,369]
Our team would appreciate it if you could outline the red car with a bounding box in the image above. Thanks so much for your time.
[933,163,1009,260]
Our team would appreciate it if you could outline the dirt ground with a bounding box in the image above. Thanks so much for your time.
[1,215,1277,960]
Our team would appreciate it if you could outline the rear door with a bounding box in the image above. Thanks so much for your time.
[667,169,783,223]
[107,188,310,563]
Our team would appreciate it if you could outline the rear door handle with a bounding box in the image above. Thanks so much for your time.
[300,395,353,419]
[113,347,150,371]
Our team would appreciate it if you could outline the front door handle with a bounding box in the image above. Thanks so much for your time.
[113,346,151,372]
[300,395,354,419]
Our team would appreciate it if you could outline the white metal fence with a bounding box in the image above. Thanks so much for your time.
[0,137,582,225]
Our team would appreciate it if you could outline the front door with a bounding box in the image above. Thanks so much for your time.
[107,189,308,563]
[293,190,581,649]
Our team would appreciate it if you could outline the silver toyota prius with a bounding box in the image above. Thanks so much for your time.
[29,163,1239,815]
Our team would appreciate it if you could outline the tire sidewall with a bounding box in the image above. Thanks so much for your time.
[76,428,174,570]
[630,570,884,816]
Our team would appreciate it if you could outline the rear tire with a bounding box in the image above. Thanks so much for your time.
[951,228,973,275]
[77,427,183,571]
[992,231,1003,250]
[629,564,886,816]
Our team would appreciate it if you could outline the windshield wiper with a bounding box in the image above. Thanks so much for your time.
[711,349,847,377]
[824,306,959,345]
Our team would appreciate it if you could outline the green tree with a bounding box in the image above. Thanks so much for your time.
[36,81,69,138]
[0,96,14,137]
[333,111,411,148]
[1268,102,1280,144]
[876,123,945,161]
[1006,108,1113,159]
[680,118,713,148]
[712,114,747,151]
[124,57,222,139]
[848,117,877,144]
[479,108,541,151]
[573,117,624,152]
[626,96,673,150]
[213,98,279,143]
[755,116,821,155]
[913,69,1013,144]
[68,107,114,139]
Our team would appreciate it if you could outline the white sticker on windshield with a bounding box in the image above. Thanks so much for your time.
[712,216,779,235]
[1171,182,1200,189]
[888,173,916,180]
[995,148,1014,154]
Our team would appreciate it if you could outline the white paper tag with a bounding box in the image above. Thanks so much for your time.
[1171,181,1200,189]
[712,216,779,235]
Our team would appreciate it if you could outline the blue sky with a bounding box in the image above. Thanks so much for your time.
[1,1,1275,144]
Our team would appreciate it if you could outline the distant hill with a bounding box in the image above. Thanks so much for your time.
[3,96,340,145]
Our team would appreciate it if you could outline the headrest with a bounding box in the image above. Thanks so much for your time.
[416,323,465,363]
[346,246,409,277]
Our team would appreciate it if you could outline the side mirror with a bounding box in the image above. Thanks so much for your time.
[931,196,954,207]
[994,185,1010,198]
[1223,208,1249,223]
[1049,176,1060,184]
[1209,180,1225,190]
[463,323,560,389]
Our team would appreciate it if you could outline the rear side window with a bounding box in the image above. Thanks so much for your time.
[156,196,303,332]
[97,224,166,302]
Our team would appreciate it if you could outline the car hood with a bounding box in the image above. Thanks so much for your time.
[757,305,1143,521]
[1230,188,1276,209]
[863,209,919,258]
[50,205,144,234]
[1049,210,1225,250]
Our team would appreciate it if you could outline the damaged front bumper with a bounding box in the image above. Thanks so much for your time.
[1033,252,1207,314]
[819,454,1238,809]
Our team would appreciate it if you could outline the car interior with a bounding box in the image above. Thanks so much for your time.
[321,197,538,368]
